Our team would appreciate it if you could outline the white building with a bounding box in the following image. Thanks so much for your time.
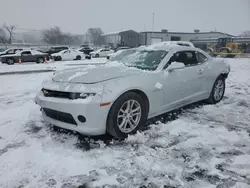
[141,30,234,45]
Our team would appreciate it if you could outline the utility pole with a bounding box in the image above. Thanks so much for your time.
[151,13,155,44]
[152,13,155,32]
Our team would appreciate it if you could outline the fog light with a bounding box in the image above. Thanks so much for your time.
[78,115,86,123]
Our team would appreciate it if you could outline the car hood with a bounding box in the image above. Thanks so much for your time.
[52,65,142,84]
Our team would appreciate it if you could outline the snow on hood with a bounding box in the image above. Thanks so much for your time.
[52,64,141,84]
[0,53,21,58]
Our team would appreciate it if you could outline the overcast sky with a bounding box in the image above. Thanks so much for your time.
[0,0,249,35]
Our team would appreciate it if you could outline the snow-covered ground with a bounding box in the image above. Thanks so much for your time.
[0,58,250,188]
[0,58,107,74]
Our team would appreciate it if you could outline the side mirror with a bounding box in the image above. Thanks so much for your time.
[167,62,185,72]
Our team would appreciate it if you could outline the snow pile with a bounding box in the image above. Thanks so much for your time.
[0,58,250,187]
[155,82,163,89]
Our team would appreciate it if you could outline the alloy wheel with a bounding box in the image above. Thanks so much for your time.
[117,99,142,133]
[213,79,225,101]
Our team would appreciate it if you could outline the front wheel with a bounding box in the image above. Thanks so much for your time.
[106,92,148,139]
[95,54,99,58]
[207,76,225,104]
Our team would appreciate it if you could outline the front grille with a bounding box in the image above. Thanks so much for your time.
[42,88,72,99]
[43,108,77,125]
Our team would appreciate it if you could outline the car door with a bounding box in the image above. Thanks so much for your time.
[99,49,106,57]
[69,50,78,60]
[21,51,33,62]
[61,50,70,60]
[162,50,204,109]
[106,49,114,56]
[195,51,213,98]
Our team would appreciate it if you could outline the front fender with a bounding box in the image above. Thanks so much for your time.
[100,74,164,116]
[101,81,148,105]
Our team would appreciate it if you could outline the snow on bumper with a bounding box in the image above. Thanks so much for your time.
[34,90,110,136]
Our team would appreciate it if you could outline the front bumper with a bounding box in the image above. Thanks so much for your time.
[35,90,110,136]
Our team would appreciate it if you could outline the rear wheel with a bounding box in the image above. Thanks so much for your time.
[36,57,45,64]
[95,54,99,58]
[106,92,148,139]
[76,55,81,60]
[7,58,15,65]
[220,48,230,58]
[207,76,225,104]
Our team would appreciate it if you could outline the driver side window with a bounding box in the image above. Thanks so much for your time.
[21,51,32,55]
[163,50,199,69]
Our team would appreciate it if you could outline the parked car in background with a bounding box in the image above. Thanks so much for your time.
[51,49,83,61]
[1,50,49,65]
[35,45,230,138]
[115,46,130,52]
[107,48,136,60]
[78,46,94,55]
[90,48,114,58]
[0,48,23,57]
[80,44,91,48]
[45,46,69,56]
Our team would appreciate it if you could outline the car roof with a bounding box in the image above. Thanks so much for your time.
[150,41,194,47]
[143,44,198,52]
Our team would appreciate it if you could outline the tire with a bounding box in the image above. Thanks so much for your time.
[36,57,45,64]
[206,75,226,104]
[57,56,62,61]
[7,58,15,65]
[106,92,148,139]
[76,55,81,60]
[220,48,230,58]
[95,54,99,58]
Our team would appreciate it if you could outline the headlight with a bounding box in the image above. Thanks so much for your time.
[74,92,96,99]
[41,88,96,100]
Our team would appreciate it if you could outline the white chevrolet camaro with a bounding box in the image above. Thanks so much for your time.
[35,45,230,138]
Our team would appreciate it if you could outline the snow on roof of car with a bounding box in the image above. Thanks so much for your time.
[143,43,197,52]
[150,41,194,48]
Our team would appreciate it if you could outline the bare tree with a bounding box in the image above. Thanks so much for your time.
[43,26,62,44]
[87,28,103,45]
[239,31,250,37]
[0,28,7,44]
[2,24,17,44]
[96,35,107,45]
[42,26,76,45]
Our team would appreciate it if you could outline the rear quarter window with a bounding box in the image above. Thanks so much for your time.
[196,52,208,64]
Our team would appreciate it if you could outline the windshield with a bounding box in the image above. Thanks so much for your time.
[110,50,167,70]
[111,49,137,61]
